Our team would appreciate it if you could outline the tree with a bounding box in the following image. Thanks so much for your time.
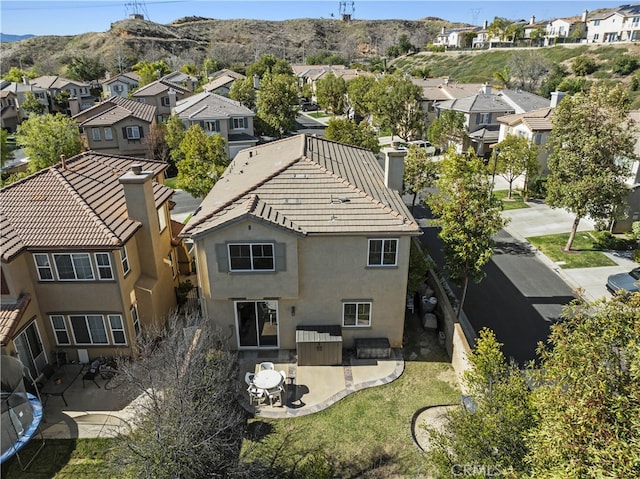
[508,50,550,92]
[487,17,514,41]
[256,72,299,138]
[133,60,171,86]
[2,67,36,83]
[528,293,640,478]
[176,125,229,198]
[489,135,539,199]
[366,74,425,141]
[427,110,465,152]
[426,328,535,478]
[545,83,635,251]
[403,144,439,212]
[145,123,171,164]
[246,54,292,79]
[315,72,347,114]
[66,55,106,81]
[572,55,597,76]
[346,75,376,120]
[1,129,14,168]
[16,113,82,173]
[229,76,257,109]
[110,314,256,478]
[427,148,505,318]
[529,26,546,47]
[556,76,589,95]
[493,66,511,89]
[612,54,639,76]
[538,63,567,98]
[324,118,380,153]
[20,91,46,115]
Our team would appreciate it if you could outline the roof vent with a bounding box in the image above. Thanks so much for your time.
[285,198,300,204]
[293,173,308,179]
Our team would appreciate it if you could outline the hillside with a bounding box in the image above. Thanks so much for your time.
[0,16,464,74]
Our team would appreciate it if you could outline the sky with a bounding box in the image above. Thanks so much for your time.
[0,0,626,36]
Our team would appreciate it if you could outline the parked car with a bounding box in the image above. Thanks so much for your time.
[399,140,437,156]
[606,266,640,294]
[300,101,319,112]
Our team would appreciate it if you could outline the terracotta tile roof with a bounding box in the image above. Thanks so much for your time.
[203,75,240,92]
[1,153,172,262]
[75,95,156,126]
[0,293,31,346]
[183,134,421,238]
[132,79,190,97]
[102,72,140,85]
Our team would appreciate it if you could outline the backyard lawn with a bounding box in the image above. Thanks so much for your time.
[527,231,618,269]
[493,189,528,211]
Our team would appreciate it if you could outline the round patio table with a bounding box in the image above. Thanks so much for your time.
[253,369,282,390]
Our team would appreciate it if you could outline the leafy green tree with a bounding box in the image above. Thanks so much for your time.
[493,66,511,89]
[165,114,186,167]
[346,75,376,119]
[403,144,439,212]
[528,293,640,478]
[546,83,635,251]
[538,63,568,98]
[487,17,514,41]
[427,110,465,152]
[202,58,219,77]
[1,129,14,168]
[256,72,299,138]
[246,54,292,79]
[427,148,505,318]
[133,60,171,86]
[489,135,539,199]
[315,72,347,114]
[2,67,36,83]
[556,76,589,95]
[66,55,106,81]
[611,54,639,76]
[176,125,229,199]
[324,118,379,153]
[572,55,597,76]
[20,91,46,115]
[366,74,424,141]
[305,51,346,66]
[529,26,546,46]
[229,76,256,109]
[426,328,535,478]
[16,113,82,173]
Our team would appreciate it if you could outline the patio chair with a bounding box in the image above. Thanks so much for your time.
[267,385,284,406]
[244,372,255,386]
[247,385,265,406]
[258,362,274,371]
[278,370,287,383]
[82,360,101,388]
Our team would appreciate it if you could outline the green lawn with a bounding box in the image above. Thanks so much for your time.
[164,176,178,189]
[307,111,330,119]
[493,189,529,210]
[527,231,618,269]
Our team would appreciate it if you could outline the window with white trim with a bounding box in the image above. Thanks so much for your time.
[125,125,141,139]
[92,127,101,140]
[94,253,114,280]
[108,315,127,345]
[228,243,274,271]
[121,247,130,275]
[162,96,171,106]
[232,117,247,129]
[131,304,140,336]
[33,253,53,281]
[342,302,372,327]
[367,239,398,266]
[70,314,108,344]
[53,253,94,280]
[50,315,70,345]
[104,127,113,140]
[157,204,167,232]
[200,120,219,133]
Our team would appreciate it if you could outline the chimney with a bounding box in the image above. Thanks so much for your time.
[253,74,260,90]
[168,88,176,109]
[582,10,588,22]
[481,83,492,95]
[156,69,161,80]
[530,15,536,25]
[441,26,446,34]
[22,75,29,85]
[444,77,450,86]
[382,145,407,192]
[60,154,66,169]
[550,91,566,108]
[483,19,488,29]
[105,71,111,80]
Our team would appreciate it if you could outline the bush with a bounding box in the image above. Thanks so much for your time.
[591,230,635,251]
[530,176,547,198]
[611,55,639,75]
[633,249,640,263]
[572,55,597,76]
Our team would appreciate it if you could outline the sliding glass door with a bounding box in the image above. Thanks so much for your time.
[14,320,47,378]
[235,300,278,348]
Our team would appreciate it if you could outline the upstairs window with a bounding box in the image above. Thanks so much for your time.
[232,117,247,129]
[121,246,130,275]
[53,253,94,280]
[367,239,398,267]
[70,314,108,344]
[50,315,70,345]
[92,128,101,141]
[95,253,114,280]
[33,253,54,281]
[157,205,167,232]
[131,304,140,336]
[228,243,274,271]
[123,125,143,140]
[199,120,219,133]
[104,127,113,140]
[108,315,127,345]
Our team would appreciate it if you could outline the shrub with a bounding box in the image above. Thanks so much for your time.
[572,55,597,76]
[633,249,640,263]
[611,55,639,75]
[591,230,635,251]
[530,176,547,198]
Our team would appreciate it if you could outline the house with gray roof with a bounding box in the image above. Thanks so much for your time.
[434,84,550,157]
[30,75,97,116]
[0,79,49,128]
[131,79,191,123]
[181,134,421,354]
[0,153,184,375]
[586,4,640,43]
[172,91,258,159]
[102,72,140,99]
[72,96,157,157]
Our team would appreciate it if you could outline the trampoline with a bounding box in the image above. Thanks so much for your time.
[1,355,45,471]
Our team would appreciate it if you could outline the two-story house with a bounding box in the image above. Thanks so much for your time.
[0,79,50,127]
[172,91,258,159]
[203,70,246,96]
[160,72,199,93]
[72,96,156,157]
[0,90,19,132]
[614,109,640,232]
[586,4,640,43]
[102,72,140,99]
[0,154,181,376]
[131,79,191,124]
[545,13,587,44]
[181,134,421,354]
[434,26,481,49]
[434,84,549,157]
[30,75,97,116]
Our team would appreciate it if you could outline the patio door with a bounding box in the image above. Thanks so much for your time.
[235,300,279,349]
[13,320,47,378]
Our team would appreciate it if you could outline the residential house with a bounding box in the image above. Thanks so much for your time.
[30,75,97,116]
[523,16,550,46]
[0,79,50,128]
[203,73,247,96]
[544,13,587,44]
[0,90,19,132]
[131,79,191,123]
[181,134,421,353]
[160,71,199,92]
[72,96,157,157]
[172,91,258,159]
[434,84,549,157]
[102,72,141,99]
[586,4,640,43]
[613,109,640,232]
[412,78,485,129]
[0,153,184,376]
[434,26,480,49]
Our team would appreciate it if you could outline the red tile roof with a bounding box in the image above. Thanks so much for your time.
[0,293,31,346]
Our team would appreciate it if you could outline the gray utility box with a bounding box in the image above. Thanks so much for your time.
[355,337,391,359]
[296,326,343,366]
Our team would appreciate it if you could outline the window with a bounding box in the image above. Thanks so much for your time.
[343,302,372,327]
[228,243,274,271]
[92,127,101,140]
[95,253,114,280]
[157,205,167,232]
[200,120,219,133]
[594,19,601,26]
[104,127,113,140]
[70,314,108,344]
[123,125,142,139]
[476,113,491,125]
[131,304,140,336]
[50,315,70,345]
[533,133,542,145]
[368,239,398,266]
[108,315,126,344]
[232,117,247,129]
[121,247,130,275]
[53,253,94,280]
[33,253,53,281]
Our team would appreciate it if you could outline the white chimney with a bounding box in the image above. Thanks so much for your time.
[550,91,566,108]
[483,19,488,29]
[22,75,29,85]
[481,83,492,95]
[441,26,446,34]
[530,15,536,25]
[168,88,176,108]
[582,10,588,22]
[382,146,406,192]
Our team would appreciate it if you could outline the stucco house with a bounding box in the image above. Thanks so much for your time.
[30,75,97,116]
[434,26,481,48]
[172,91,258,159]
[0,153,183,376]
[412,78,485,129]
[545,14,587,44]
[586,4,640,43]
[131,79,191,123]
[72,95,156,157]
[0,90,19,132]
[0,80,50,129]
[102,72,141,99]
[181,134,421,354]
[614,109,640,232]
